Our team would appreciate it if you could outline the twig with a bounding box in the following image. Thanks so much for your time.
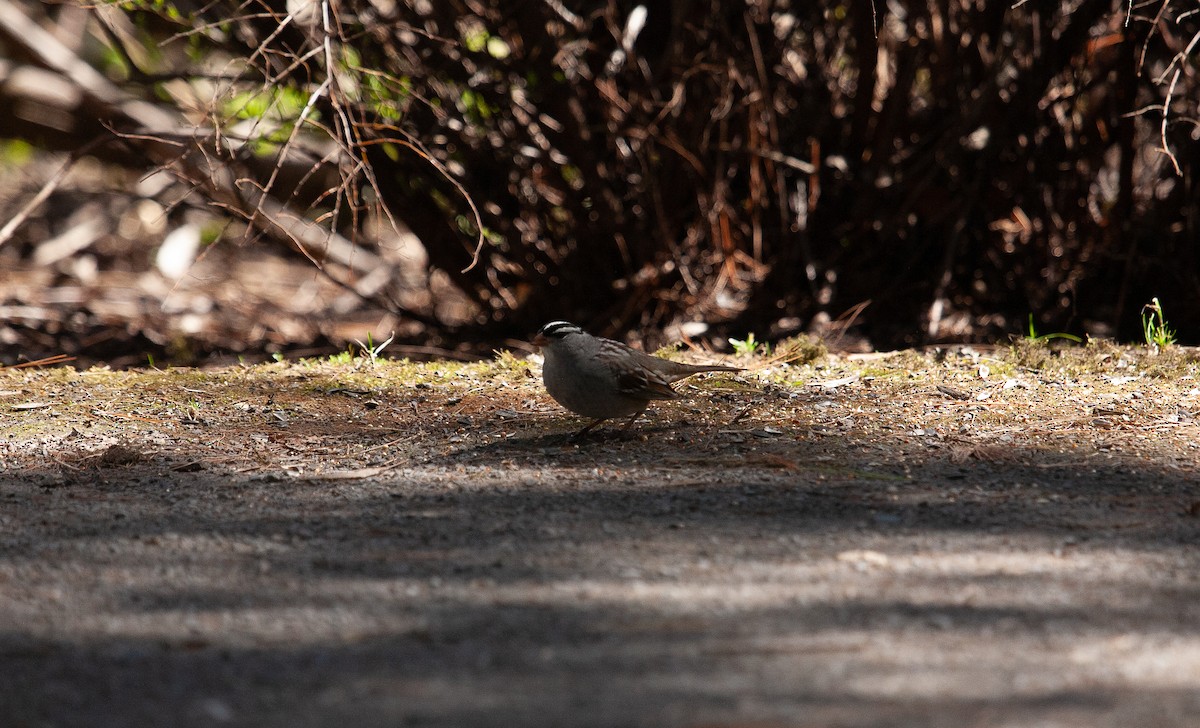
[1,354,76,370]
[1160,67,1182,175]
[541,0,584,30]
[0,137,106,249]
[360,129,487,274]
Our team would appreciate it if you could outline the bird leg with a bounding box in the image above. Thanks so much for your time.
[569,408,646,442]
[569,418,608,442]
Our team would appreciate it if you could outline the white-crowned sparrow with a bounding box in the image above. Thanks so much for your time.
[533,320,742,439]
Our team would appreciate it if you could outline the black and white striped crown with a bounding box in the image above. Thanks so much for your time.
[538,321,583,339]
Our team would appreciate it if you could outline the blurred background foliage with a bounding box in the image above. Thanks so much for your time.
[0,0,1197,363]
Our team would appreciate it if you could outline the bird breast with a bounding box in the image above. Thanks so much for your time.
[542,347,648,419]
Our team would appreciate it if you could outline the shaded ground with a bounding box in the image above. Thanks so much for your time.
[1,344,1199,727]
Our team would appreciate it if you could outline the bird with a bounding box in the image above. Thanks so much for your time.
[533,320,742,440]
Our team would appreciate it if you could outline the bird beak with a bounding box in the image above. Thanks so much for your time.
[532,333,547,347]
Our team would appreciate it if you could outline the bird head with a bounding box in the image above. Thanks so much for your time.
[533,320,583,347]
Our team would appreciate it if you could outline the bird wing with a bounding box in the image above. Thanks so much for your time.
[617,367,679,400]
[596,336,738,398]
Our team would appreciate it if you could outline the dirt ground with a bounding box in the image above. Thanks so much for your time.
[1,343,1199,727]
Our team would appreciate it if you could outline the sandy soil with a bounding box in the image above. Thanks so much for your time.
[1,346,1199,727]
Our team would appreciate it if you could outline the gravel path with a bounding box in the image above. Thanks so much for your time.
[2,351,1199,727]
